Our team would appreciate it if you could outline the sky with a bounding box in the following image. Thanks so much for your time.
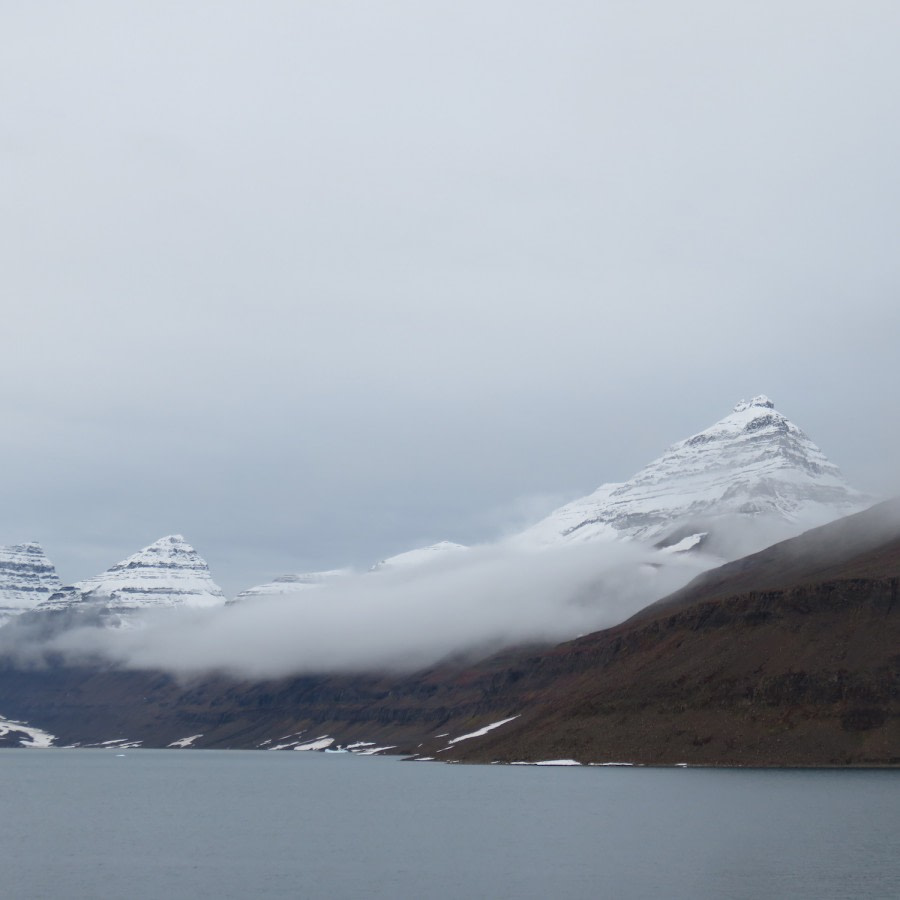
[3,1,899,596]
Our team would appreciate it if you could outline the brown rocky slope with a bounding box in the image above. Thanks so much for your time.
[445,499,900,765]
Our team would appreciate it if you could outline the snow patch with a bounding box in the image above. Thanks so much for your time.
[82,738,144,749]
[660,533,707,554]
[352,745,397,756]
[167,734,203,748]
[447,716,520,745]
[292,737,335,751]
[512,759,582,766]
[0,714,56,748]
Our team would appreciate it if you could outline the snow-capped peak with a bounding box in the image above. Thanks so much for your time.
[733,395,775,413]
[515,396,869,555]
[42,534,227,612]
[0,541,62,624]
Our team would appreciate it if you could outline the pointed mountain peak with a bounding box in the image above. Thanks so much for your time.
[109,535,205,569]
[516,397,869,554]
[67,534,226,611]
[142,534,191,551]
[0,541,62,622]
[733,395,775,413]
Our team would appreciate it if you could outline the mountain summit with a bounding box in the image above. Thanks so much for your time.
[41,535,226,616]
[516,396,869,555]
[0,542,61,625]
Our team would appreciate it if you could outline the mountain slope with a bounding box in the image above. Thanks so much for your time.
[516,396,868,554]
[636,497,900,618]
[446,499,900,765]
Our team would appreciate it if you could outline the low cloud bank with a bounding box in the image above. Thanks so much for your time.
[31,539,710,679]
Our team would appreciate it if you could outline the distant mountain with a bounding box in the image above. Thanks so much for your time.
[0,542,61,625]
[515,396,868,556]
[370,541,468,572]
[231,569,351,603]
[39,535,226,618]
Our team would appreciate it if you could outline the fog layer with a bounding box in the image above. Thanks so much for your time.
[41,540,709,678]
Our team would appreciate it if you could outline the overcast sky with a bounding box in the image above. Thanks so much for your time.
[3,1,899,595]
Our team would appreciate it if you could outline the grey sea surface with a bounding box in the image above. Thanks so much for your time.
[1,750,897,899]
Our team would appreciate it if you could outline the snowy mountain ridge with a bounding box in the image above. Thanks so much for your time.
[515,396,869,554]
[0,542,62,625]
[39,535,226,616]
[1,395,872,625]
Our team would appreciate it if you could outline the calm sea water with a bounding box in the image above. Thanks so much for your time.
[0,750,897,899]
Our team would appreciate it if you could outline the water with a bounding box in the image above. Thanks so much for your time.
[1,750,897,899]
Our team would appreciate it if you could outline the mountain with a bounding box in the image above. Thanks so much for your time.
[515,396,868,557]
[443,498,900,765]
[370,541,468,571]
[232,569,351,603]
[0,542,61,625]
[39,535,226,616]
[1,501,896,764]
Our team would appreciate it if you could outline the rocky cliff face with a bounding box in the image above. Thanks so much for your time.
[0,542,61,625]
[39,535,226,617]
[516,396,868,554]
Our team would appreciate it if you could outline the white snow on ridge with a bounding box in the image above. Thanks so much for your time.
[0,542,61,624]
[40,535,227,614]
[0,714,56,748]
[515,396,868,553]
[371,541,468,572]
[447,716,521,745]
